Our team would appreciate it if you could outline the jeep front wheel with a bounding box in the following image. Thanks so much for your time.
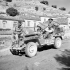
[54,37,62,49]
[25,42,37,57]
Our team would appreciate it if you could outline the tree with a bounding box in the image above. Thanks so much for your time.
[40,0,49,5]
[59,7,66,11]
[35,6,39,11]
[6,7,19,17]
[52,5,57,8]
[6,0,12,2]
[3,0,12,2]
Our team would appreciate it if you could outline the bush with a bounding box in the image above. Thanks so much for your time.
[35,6,39,11]
[6,0,12,2]
[40,1,49,5]
[6,7,19,16]
[52,5,57,8]
[43,7,46,11]
[59,7,66,11]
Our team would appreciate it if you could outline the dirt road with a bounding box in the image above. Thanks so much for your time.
[0,39,70,70]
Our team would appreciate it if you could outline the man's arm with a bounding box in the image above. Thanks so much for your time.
[45,27,54,32]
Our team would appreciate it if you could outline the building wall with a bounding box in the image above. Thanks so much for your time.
[59,25,69,30]
[24,20,41,27]
[0,20,15,30]
[0,20,15,35]
[24,20,35,27]
[0,19,40,30]
[68,18,70,27]
[23,20,41,33]
[0,16,52,32]
[40,17,49,23]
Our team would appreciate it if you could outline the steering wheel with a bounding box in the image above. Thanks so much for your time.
[37,26,42,31]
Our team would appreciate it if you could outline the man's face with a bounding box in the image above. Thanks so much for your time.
[49,19,53,23]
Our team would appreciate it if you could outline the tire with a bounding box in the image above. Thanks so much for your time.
[54,37,62,49]
[25,42,37,58]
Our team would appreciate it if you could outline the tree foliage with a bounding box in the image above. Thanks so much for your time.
[59,7,66,11]
[35,6,39,11]
[6,0,12,2]
[52,5,57,8]
[40,0,49,5]
[6,7,19,17]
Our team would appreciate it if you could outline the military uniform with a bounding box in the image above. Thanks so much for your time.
[37,18,59,38]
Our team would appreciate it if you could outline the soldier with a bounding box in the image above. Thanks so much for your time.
[43,18,55,38]
[37,18,59,38]
[37,18,57,32]
[45,18,54,32]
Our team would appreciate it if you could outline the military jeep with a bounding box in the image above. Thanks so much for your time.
[10,20,64,57]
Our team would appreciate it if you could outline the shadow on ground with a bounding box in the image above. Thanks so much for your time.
[10,49,25,56]
[38,45,54,52]
[54,49,70,70]
[10,45,54,57]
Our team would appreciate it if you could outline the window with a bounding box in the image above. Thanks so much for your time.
[44,18,46,22]
[13,23,17,28]
[28,21,30,26]
[2,20,7,28]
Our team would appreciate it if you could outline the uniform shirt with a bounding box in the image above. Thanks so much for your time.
[37,20,59,32]
[45,27,54,32]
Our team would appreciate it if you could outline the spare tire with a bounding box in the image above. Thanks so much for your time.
[6,7,19,16]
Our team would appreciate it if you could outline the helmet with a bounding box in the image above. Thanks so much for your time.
[48,18,53,21]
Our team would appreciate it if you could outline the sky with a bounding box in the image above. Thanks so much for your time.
[39,0,70,12]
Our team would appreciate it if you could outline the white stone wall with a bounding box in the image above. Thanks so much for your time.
[24,20,34,27]
[0,17,55,30]
[59,25,69,30]
[0,20,3,29]
[68,18,70,27]
[0,19,40,30]
[40,17,49,23]
[0,20,15,30]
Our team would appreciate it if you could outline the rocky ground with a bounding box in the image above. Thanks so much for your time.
[0,38,70,70]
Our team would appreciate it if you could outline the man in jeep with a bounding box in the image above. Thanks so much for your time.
[37,18,58,38]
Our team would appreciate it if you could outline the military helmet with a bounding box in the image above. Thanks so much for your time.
[48,18,53,21]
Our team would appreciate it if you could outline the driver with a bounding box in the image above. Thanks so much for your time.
[45,18,54,32]
[37,18,58,38]
[43,18,54,38]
